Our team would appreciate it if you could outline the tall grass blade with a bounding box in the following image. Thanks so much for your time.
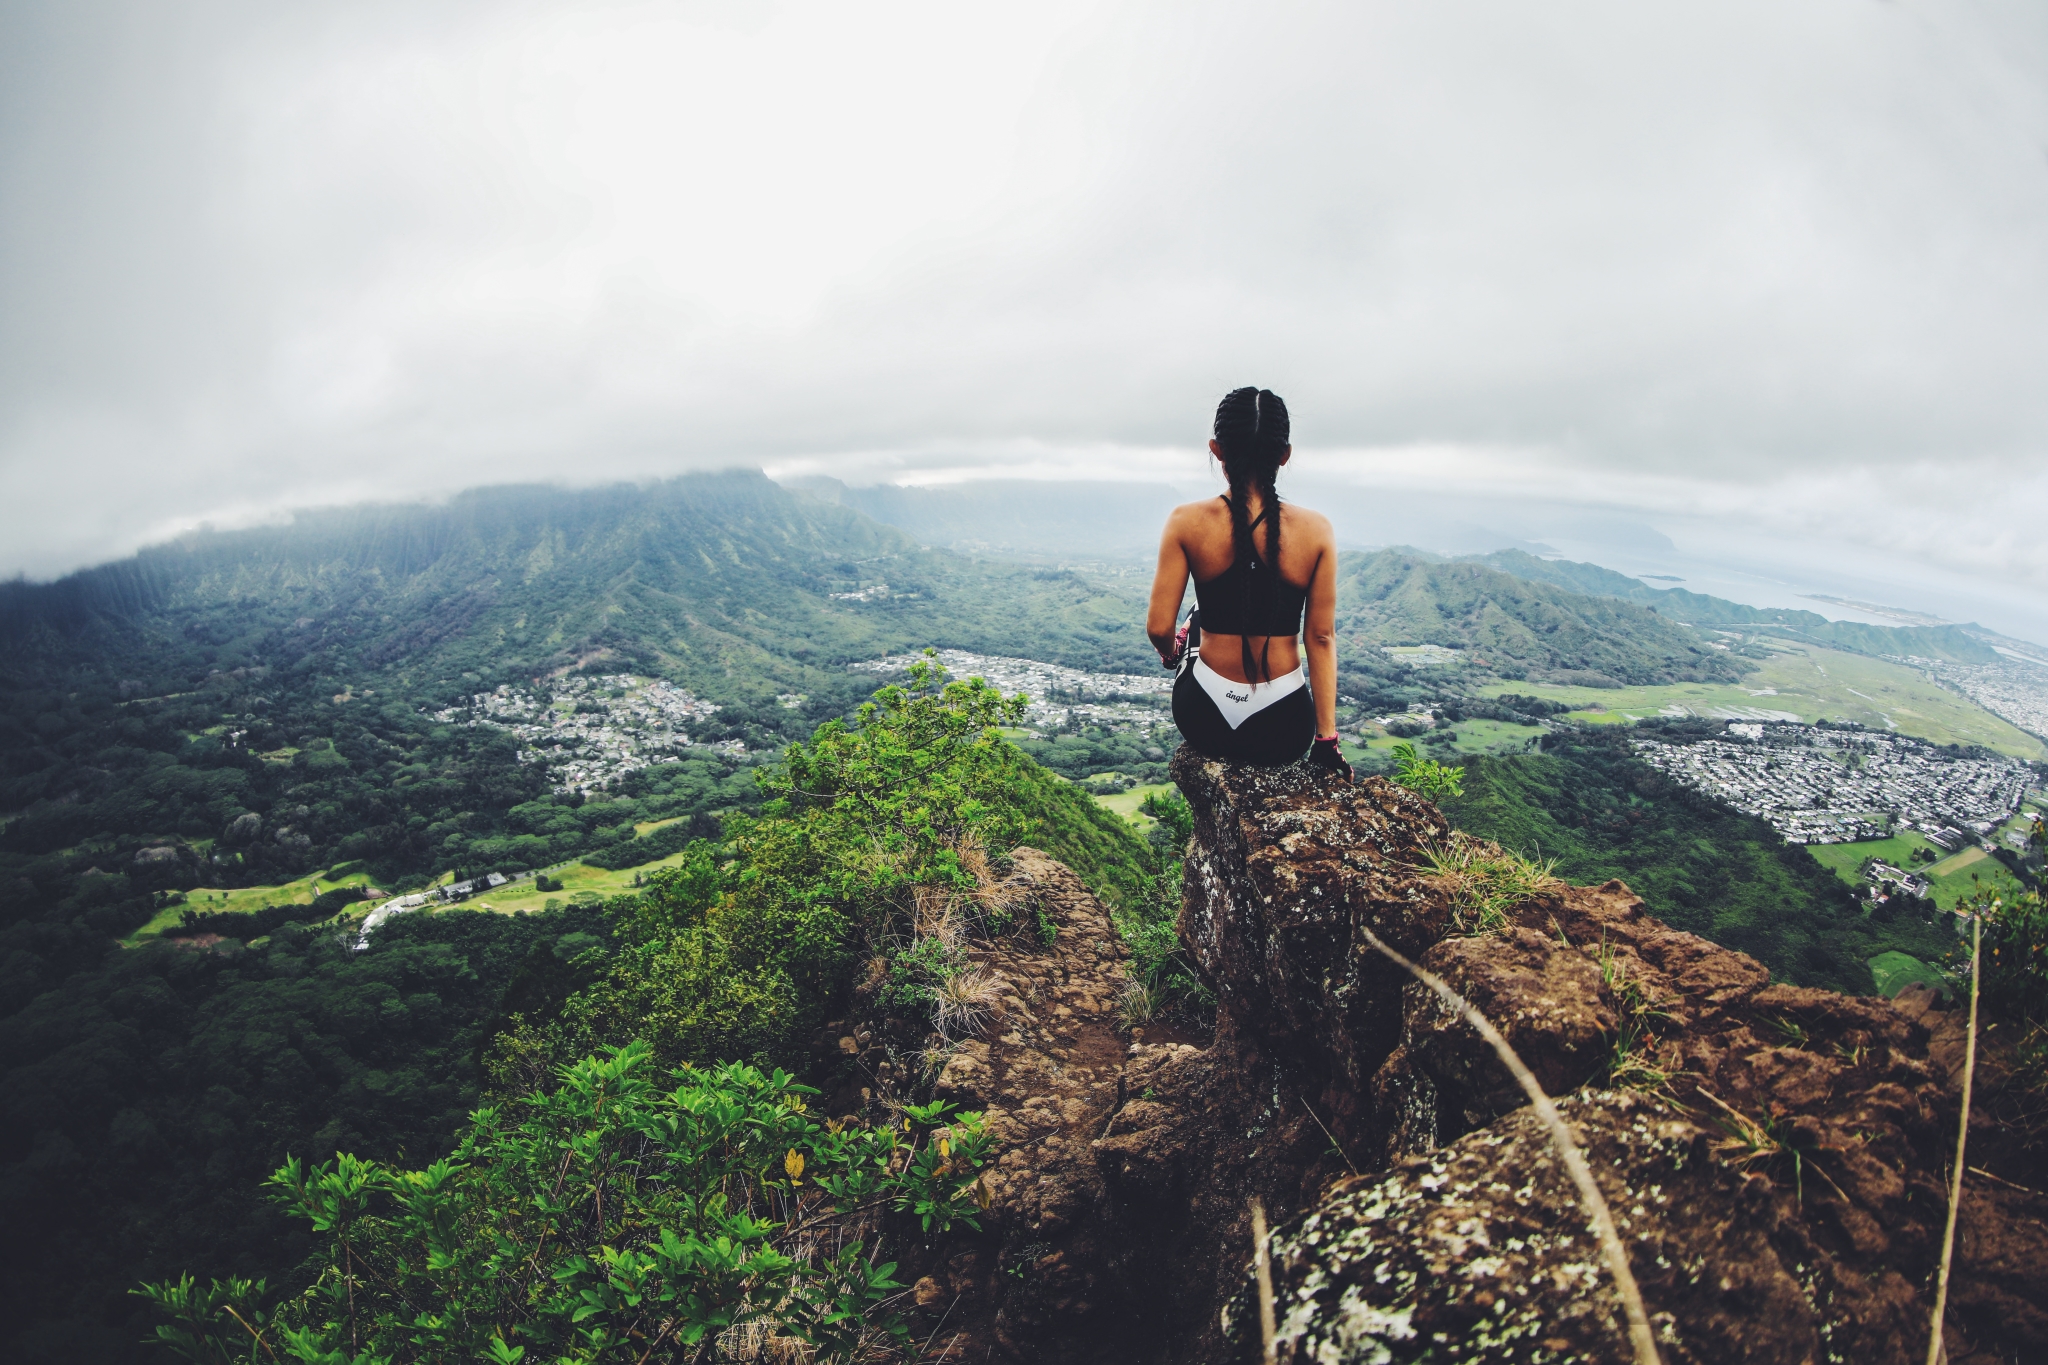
[1925,904,1985,1365]
[1354,922,1662,1365]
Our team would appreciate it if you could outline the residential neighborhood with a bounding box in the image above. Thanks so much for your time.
[1907,654,2048,743]
[431,673,728,793]
[851,649,1172,735]
[1633,722,2032,845]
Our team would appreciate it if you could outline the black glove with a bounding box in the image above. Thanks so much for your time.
[1308,735,1352,781]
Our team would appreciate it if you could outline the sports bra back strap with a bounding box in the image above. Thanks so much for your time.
[1218,494,1270,534]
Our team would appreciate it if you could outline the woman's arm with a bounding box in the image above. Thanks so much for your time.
[1302,514,1339,737]
[1146,509,1193,666]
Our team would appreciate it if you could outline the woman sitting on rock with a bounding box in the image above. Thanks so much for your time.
[1147,386,1349,778]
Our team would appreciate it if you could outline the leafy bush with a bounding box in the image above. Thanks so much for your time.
[878,933,964,1014]
[521,655,1149,1074]
[1973,888,2048,1025]
[1389,741,1465,801]
[140,1042,993,1364]
[1110,789,1210,1025]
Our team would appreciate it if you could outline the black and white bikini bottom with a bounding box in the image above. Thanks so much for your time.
[1172,657,1315,766]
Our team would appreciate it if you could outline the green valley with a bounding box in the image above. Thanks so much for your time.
[1439,727,1960,995]
[2,471,2042,1364]
[1475,644,2047,759]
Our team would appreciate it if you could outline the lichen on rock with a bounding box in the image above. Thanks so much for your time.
[872,746,2047,1364]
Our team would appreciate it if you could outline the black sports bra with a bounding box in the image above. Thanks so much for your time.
[1192,499,1309,636]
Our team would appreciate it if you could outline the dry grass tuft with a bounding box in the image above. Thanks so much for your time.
[1699,1089,1847,1205]
[855,954,889,1001]
[933,966,1000,1040]
[912,884,965,948]
[1598,939,1683,1101]
[1117,977,1161,1032]
[1413,832,1564,935]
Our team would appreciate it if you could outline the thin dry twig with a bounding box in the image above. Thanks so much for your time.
[1300,1096,1360,1177]
[1251,1198,1278,1365]
[1355,922,1662,1365]
[1926,905,1985,1365]
[1965,1165,2042,1197]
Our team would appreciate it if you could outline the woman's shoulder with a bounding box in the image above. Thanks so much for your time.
[1282,500,1335,540]
[1165,495,1228,529]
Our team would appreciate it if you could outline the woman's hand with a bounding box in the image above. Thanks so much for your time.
[1308,734,1352,781]
[1147,507,1196,665]
[1159,612,1197,670]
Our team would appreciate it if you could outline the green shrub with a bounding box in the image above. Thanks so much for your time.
[1413,831,1560,935]
[522,654,1148,1073]
[1110,789,1210,1024]
[1389,741,1464,801]
[1971,887,2048,1025]
[139,1041,993,1364]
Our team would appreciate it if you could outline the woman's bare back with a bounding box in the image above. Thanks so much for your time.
[1150,494,1336,684]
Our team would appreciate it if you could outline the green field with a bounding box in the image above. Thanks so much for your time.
[459,848,704,914]
[123,847,705,943]
[1434,718,1549,754]
[1920,846,2027,911]
[1351,718,1549,758]
[125,866,386,944]
[1479,644,2047,760]
[1803,834,2028,913]
[1093,782,1174,830]
[1804,831,1944,888]
[1868,951,1949,999]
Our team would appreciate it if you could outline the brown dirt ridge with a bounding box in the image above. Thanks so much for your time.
[847,747,2046,1364]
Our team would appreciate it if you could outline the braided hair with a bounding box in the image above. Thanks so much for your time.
[1212,386,1291,682]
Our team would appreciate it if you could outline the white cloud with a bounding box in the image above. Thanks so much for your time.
[2,0,2046,618]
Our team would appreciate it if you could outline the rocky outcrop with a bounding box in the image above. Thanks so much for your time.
[884,750,2047,1364]
[911,847,1132,1351]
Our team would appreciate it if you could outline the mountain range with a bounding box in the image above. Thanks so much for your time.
[1,469,2037,1364]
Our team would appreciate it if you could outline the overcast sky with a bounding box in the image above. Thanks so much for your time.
[4,1,2047,628]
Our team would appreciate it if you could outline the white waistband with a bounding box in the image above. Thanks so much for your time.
[1192,656,1306,730]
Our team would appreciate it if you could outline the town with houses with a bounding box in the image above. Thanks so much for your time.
[851,649,1173,735]
[429,673,730,795]
[1632,723,2033,849]
[1910,652,2048,743]
[375,653,2043,941]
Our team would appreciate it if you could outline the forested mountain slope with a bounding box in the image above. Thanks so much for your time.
[1438,727,1955,994]
[0,470,1155,696]
[1334,549,1748,686]
[0,464,1173,905]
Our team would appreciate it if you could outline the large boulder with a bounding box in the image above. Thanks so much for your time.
[885,750,2047,1363]
[1178,752,2048,1365]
